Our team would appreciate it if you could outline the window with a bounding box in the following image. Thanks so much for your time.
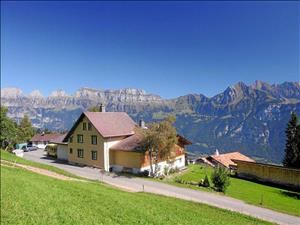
[91,135,97,145]
[77,149,84,158]
[70,148,73,154]
[88,122,92,131]
[91,151,97,160]
[77,134,83,143]
[69,136,73,143]
[83,122,87,130]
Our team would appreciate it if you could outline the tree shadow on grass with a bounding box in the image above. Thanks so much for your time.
[280,190,300,200]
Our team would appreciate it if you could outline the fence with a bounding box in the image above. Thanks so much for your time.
[233,160,300,191]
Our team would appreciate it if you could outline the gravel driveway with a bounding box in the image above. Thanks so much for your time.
[23,149,300,225]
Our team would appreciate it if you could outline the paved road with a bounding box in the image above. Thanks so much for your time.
[23,149,300,225]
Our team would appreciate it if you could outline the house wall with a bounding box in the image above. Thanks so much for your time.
[110,145,186,175]
[33,141,49,149]
[140,154,185,175]
[236,161,300,190]
[110,151,144,169]
[67,116,125,170]
[104,137,126,171]
[141,144,185,168]
[111,153,185,175]
[57,144,68,160]
[68,117,106,168]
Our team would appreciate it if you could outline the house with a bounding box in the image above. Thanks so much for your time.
[63,106,191,174]
[50,133,68,160]
[199,151,255,170]
[30,133,62,149]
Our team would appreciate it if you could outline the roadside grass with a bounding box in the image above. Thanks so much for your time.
[1,165,273,225]
[166,164,300,216]
[0,150,82,179]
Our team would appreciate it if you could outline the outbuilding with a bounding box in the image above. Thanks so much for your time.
[50,133,68,161]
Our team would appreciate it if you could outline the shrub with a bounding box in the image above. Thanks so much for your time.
[211,166,230,193]
[198,179,204,186]
[175,177,183,184]
[139,170,149,177]
[203,175,210,187]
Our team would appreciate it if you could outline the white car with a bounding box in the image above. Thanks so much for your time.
[12,149,24,158]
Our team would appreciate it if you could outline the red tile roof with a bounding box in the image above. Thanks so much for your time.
[50,133,68,144]
[110,134,142,151]
[110,133,191,152]
[84,112,136,138]
[208,152,255,168]
[30,133,62,142]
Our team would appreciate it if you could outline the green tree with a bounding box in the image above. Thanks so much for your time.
[283,112,300,168]
[138,116,177,177]
[17,115,35,143]
[297,124,300,166]
[211,166,230,193]
[0,106,18,150]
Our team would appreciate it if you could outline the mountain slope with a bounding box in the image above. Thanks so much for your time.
[1,81,299,163]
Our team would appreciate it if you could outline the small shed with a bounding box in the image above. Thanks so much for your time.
[50,133,68,161]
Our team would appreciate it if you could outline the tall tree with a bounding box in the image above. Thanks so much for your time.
[0,106,18,150]
[17,115,35,143]
[138,116,177,176]
[283,112,300,168]
[296,124,300,167]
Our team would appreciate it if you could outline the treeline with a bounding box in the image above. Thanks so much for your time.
[0,106,35,150]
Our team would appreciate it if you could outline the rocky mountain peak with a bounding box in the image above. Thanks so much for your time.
[212,82,250,105]
[75,88,101,98]
[29,90,43,98]
[49,89,69,97]
[251,80,271,90]
[1,87,23,98]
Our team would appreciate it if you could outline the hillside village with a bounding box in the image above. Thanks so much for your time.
[1,103,300,224]
[1,1,300,225]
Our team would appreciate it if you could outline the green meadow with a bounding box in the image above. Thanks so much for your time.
[166,164,300,216]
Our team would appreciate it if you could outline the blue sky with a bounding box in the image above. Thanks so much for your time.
[1,1,299,98]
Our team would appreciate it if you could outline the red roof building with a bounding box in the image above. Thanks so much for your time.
[206,151,255,169]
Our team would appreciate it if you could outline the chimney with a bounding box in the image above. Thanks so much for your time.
[139,119,145,128]
[215,149,219,156]
[99,103,106,112]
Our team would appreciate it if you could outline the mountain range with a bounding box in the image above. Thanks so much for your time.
[1,80,300,163]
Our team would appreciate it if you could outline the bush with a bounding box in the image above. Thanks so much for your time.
[203,175,210,187]
[139,170,149,177]
[198,179,204,186]
[175,177,183,184]
[211,166,230,193]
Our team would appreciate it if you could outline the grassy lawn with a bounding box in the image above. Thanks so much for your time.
[0,150,81,179]
[166,164,300,217]
[0,165,273,225]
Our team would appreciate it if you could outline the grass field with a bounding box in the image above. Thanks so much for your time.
[167,164,300,216]
[0,164,273,225]
[0,150,81,179]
